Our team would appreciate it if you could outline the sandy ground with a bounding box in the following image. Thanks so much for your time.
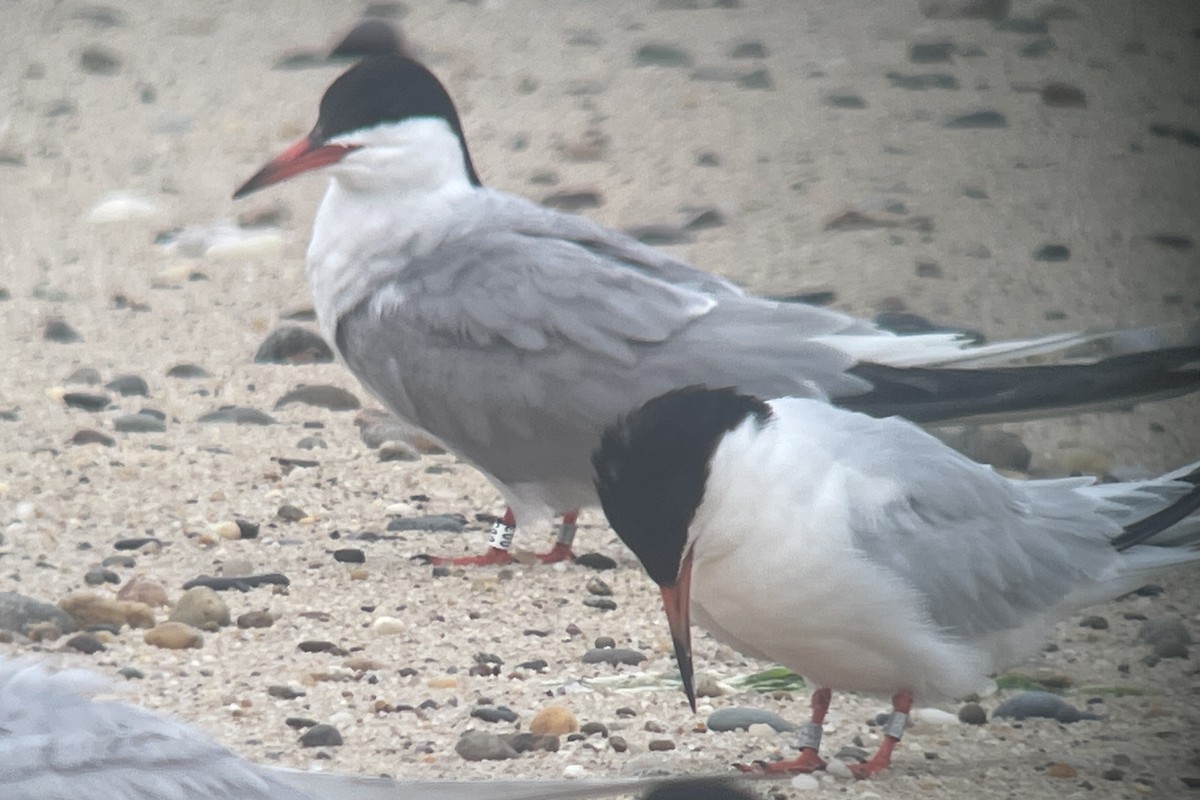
[1,1,1199,798]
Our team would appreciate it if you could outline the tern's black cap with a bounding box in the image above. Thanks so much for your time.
[312,54,482,185]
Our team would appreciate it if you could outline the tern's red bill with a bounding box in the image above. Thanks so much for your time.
[233,137,358,199]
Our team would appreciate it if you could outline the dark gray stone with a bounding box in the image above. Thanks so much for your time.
[298,723,343,747]
[0,592,77,634]
[707,707,796,733]
[581,648,646,666]
[455,730,520,761]
[471,705,518,723]
[105,374,149,397]
[166,363,210,379]
[253,326,333,364]
[114,412,166,433]
[197,406,277,426]
[992,691,1100,722]
[274,384,361,411]
[945,110,1008,129]
[63,392,110,411]
[387,514,467,532]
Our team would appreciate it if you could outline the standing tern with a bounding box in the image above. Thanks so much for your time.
[0,656,674,800]
[593,386,1200,778]
[233,54,1200,566]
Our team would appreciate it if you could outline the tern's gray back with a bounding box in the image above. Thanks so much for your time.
[334,191,875,516]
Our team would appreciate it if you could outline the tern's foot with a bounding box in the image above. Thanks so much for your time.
[422,547,516,567]
[536,543,575,564]
[735,748,826,774]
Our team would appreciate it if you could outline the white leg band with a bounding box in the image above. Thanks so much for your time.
[488,520,515,550]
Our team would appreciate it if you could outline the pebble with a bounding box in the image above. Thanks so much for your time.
[695,674,726,698]
[647,739,676,751]
[594,636,616,649]
[86,192,159,223]
[992,691,1100,722]
[1079,615,1109,630]
[237,610,275,629]
[573,553,617,570]
[197,406,278,426]
[1046,762,1077,779]
[455,731,520,761]
[634,43,693,68]
[254,326,334,364]
[583,598,617,611]
[274,384,361,411]
[63,392,110,411]
[888,72,959,90]
[731,41,767,58]
[166,363,210,379]
[72,429,115,447]
[169,586,231,631]
[919,0,1010,20]
[103,556,136,569]
[609,735,628,752]
[333,548,366,564]
[1034,244,1071,262]
[144,621,204,649]
[59,593,155,629]
[182,572,289,591]
[379,441,421,462]
[503,733,559,753]
[958,702,988,725]
[66,632,107,654]
[114,537,161,551]
[790,774,821,791]
[945,110,1008,129]
[1139,617,1191,658]
[66,367,102,385]
[541,188,603,211]
[580,721,609,737]
[707,707,796,733]
[114,412,166,433]
[581,648,646,666]
[298,640,349,656]
[1042,82,1086,107]
[909,40,954,63]
[79,45,122,75]
[529,706,579,735]
[471,706,519,723]
[268,684,306,700]
[299,724,343,748]
[83,568,119,586]
[371,616,405,636]
[387,514,467,532]
[825,93,866,109]
[104,374,149,396]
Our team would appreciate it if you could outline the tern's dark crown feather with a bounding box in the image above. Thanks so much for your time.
[313,54,482,185]
[593,387,772,587]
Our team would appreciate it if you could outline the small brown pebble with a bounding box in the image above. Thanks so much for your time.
[237,610,275,629]
[529,706,579,736]
[648,739,677,751]
[1047,762,1077,779]
[609,735,628,752]
[144,621,204,649]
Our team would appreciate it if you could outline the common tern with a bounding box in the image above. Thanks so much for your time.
[0,657,665,800]
[593,386,1200,778]
[234,54,1200,566]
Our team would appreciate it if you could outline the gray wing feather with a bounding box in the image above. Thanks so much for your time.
[827,411,1125,638]
[336,200,873,501]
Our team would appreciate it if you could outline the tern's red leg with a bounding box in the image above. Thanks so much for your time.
[428,508,518,566]
[847,690,913,779]
[736,687,831,774]
[536,510,579,563]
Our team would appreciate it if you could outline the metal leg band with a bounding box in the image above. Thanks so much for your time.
[882,711,908,740]
[555,521,578,546]
[796,721,823,751]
